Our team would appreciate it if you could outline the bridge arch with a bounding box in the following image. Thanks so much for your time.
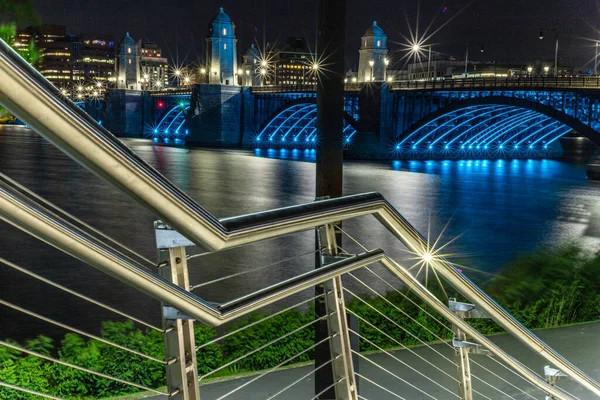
[150,103,190,141]
[256,100,359,147]
[396,96,600,156]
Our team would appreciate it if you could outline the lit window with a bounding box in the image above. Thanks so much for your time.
[364,40,367,47]
[377,40,381,47]
[223,28,227,36]
[127,47,131,54]
[128,59,132,64]
[224,43,227,50]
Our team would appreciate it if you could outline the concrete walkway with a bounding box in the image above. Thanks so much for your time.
[146,322,600,399]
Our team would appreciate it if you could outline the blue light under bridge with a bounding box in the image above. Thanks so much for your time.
[149,103,190,142]
[255,103,358,148]
[395,104,573,159]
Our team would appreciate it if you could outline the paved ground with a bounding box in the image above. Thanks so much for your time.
[145,322,600,399]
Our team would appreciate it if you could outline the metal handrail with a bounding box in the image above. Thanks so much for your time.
[0,39,599,397]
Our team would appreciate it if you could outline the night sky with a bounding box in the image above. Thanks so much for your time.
[30,0,600,71]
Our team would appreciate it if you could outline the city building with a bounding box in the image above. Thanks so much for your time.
[240,43,261,86]
[116,32,140,90]
[240,37,317,86]
[358,21,388,82]
[137,39,169,89]
[206,7,238,85]
[71,34,115,84]
[15,25,72,85]
[15,25,116,87]
[272,37,316,86]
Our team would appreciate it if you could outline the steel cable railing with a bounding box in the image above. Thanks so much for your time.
[0,257,163,332]
[0,38,599,399]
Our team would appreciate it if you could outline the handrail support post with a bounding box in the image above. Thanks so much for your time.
[156,221,200,400]
[450,297,474,400]
[319,223,358,400]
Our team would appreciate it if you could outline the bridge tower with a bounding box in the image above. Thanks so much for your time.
[358,21,388,82]
[116,32,140,90]
[206,7,238,86]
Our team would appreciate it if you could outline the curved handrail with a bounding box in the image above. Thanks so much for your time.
[0,39,599,397]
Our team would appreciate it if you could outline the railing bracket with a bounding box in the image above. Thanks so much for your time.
[453,339,490,355]
[163,306,195,321]
[449,299,490,319]
[155,221,196,249]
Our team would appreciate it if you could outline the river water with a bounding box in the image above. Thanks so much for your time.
[1,125,600,340]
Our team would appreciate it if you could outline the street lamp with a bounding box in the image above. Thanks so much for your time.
[527,66,533,76]
[368,59,374,81]
[383,57,390,82]
[464,42,485,76]
[543,66,550,75]
[594,41,600,75]
[539,28,559,77]
[260,67,267,86]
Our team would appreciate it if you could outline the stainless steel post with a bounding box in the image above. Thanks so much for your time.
[156,222,200,400]
[320,224,357,400]
[450,298,473,400]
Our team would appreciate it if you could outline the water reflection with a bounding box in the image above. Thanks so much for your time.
[1,128,599,340]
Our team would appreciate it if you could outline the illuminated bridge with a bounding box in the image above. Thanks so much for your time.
[112,77,600,162]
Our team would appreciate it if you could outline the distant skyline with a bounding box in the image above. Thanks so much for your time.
[29,0,600,71]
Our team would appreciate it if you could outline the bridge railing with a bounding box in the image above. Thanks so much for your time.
[0,38,599,400]
[250,77,600,93]
[250,83,362,94]
[391,76,600,91]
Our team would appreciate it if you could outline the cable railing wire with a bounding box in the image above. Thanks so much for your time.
[362,265,453,333]
[470,358,538,400]
[352,350,440,400]
[471,370,519,400]
[343,287,457,366]
[347,271,452,344]
[485,355,552,397]
[0,173,155,268]
[264,355,341,400]
[190,248,321,290]
[0,257,163,332]
[310,377,345,400]
[355,372,407,400]
[346,309,460,384]
[335,227,453,332]
[195,293,326,351]
[216,335,336,400]
[0,340,169,396]
[0,381,65,400]
[199,314,331,381]
[348,328,460,398]
[0,299,167,364]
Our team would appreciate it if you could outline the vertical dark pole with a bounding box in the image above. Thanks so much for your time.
[315,0,346,398]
